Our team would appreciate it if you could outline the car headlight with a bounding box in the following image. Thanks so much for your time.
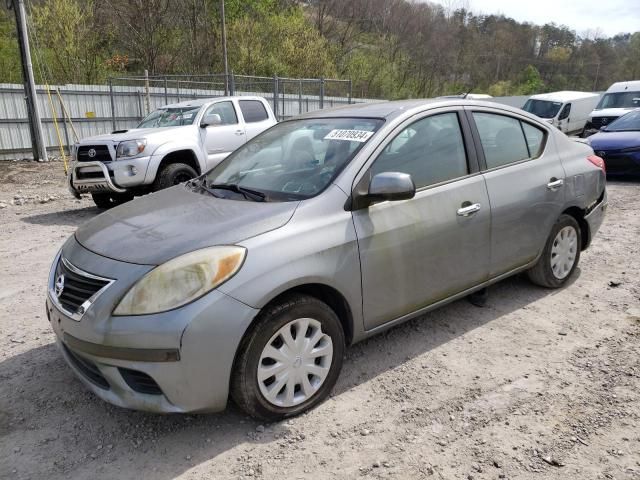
[116,139,146,158]
[113,246,246,315]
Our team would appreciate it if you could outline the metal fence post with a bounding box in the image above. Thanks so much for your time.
[230,72,236,96]
[163,77,168,104]
[298,79,303,114]
[319,77,325,109]
[176,80,181,103]
[273,75,279,120]
[108,77,116,131]
[348,79,353,104]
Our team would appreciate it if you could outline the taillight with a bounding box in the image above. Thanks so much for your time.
[587,155,606,173]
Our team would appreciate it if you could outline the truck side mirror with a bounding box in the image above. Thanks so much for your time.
[200,113,222,128]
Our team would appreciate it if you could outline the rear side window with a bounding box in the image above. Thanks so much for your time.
[473,112,545,169]
[239,100,269,123]
[372,112,468,188]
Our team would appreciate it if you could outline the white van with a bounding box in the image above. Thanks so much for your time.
[584,80,640,136]
[522,91,600,135]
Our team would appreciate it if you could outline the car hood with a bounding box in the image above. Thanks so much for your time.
[590,107,635,118]
[75,186,299,265]
[79,126,191,143]
[589,130,640,151]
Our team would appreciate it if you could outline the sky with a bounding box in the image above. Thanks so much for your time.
[427,0,640,37]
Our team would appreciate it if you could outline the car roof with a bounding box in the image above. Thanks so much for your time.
[528,91,600,102]
[160,96,267,109]
[295,98,527,121]
[605,81,640,93]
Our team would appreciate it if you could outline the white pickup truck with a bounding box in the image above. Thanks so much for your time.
[69,96,277,208]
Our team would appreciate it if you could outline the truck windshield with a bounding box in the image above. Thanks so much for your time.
[203,117,384,201]
[603,110,640,131]
[138,106,201,128]
[596,92,640,110]
[522,99,563,119]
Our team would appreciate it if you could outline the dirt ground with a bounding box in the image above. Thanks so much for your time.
[0,160,639,480]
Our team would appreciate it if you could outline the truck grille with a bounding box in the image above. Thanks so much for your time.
[53,257,112,316]
[77,145,112,162]
[590,116,619,130]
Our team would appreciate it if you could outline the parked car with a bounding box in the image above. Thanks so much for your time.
[583,80,640,136]
[587,109,640,176]
[47,99,607,420]
[69,96,277,208]
[522,91,600,135]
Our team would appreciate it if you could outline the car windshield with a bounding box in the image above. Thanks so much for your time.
[138,106,201,128]
[522,99,563,119]
[203,117,384,201]
[596,92,640,110]
[603,110,640,131]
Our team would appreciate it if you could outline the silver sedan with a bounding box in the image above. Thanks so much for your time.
[46,99,607,420]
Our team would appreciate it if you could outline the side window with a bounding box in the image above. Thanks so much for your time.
[521,122,545,158]
[371,112,468,188]
[204,101,238,125]
[558,103,571,120]
[472,112,530,169]
[239,100,269,123]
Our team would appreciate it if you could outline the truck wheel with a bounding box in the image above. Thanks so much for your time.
[91,192,133,209]
[527,214,581,288]
[153,163,198,191]
[231,294,345,420]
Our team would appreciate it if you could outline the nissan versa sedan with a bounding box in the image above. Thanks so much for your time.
[46,99,607,420]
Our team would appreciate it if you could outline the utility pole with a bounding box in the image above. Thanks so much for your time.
[593,62,601,92]
[11,0,47,161]
[220,0,229,95]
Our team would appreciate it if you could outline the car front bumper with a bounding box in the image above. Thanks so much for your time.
[69,156,155,195]
[46,238,259,413]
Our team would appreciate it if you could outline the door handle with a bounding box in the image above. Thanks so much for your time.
[457,203,481,217]
[235,130,245,136]
[547,178,564,190]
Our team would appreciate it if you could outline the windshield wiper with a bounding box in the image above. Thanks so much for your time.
[207,182,266,202]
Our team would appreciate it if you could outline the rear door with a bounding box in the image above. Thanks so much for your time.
[199,100,246,169]
[352,108,491,330]
[238,99,274,140]
[467,108,566,278]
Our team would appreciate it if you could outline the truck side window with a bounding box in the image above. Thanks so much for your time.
[239,100,269,123]
[204,101,238,125]
[558,103,571,120]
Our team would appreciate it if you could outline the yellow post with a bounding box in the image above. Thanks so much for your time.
[55,88,79,143]
[45,84,68,174]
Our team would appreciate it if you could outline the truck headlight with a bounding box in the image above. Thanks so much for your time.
[116,139,146,158]
[113,246,246,315]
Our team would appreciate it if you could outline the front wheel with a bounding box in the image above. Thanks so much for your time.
[153,163,197,191]
[231,294,345,420]
[527,214,581,288]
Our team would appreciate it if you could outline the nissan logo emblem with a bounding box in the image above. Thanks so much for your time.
[88,148,97,158]
[54,274,65,298]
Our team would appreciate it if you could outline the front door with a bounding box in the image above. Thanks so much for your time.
[468,109,566,278]
[200,100,246,169]
[352,110,491,330]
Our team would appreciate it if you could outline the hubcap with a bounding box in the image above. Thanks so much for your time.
[257,318,333,408]
[550,226,577,279]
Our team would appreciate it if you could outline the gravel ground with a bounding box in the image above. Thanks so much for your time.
[1,160,639,480]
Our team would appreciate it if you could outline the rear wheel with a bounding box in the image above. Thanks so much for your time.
[527,214,581,288]
[153,163,197,191]
[91,192,133,209]
[231,294,345,420]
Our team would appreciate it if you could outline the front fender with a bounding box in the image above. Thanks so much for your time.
[144,142,207,183]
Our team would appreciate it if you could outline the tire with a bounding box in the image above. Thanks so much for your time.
[153,163,197,191]
[91,192,133,209]
[527,214,581,288]
[231,294,346,421]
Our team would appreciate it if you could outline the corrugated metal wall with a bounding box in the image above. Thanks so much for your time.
[0,83,379,160]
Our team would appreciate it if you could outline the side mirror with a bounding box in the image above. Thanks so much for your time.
[369,172,416,201]
[200,113,222,128]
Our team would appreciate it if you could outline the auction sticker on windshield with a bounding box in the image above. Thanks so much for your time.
[324,129,375,142]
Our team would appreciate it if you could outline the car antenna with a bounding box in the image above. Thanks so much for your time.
[462,87,475,99]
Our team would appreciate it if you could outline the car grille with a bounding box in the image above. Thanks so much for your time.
[63,343,110,389]
[119,368,163,395]
[590,116,619,130]
[77,145,112,162]
[54,257,111,316]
